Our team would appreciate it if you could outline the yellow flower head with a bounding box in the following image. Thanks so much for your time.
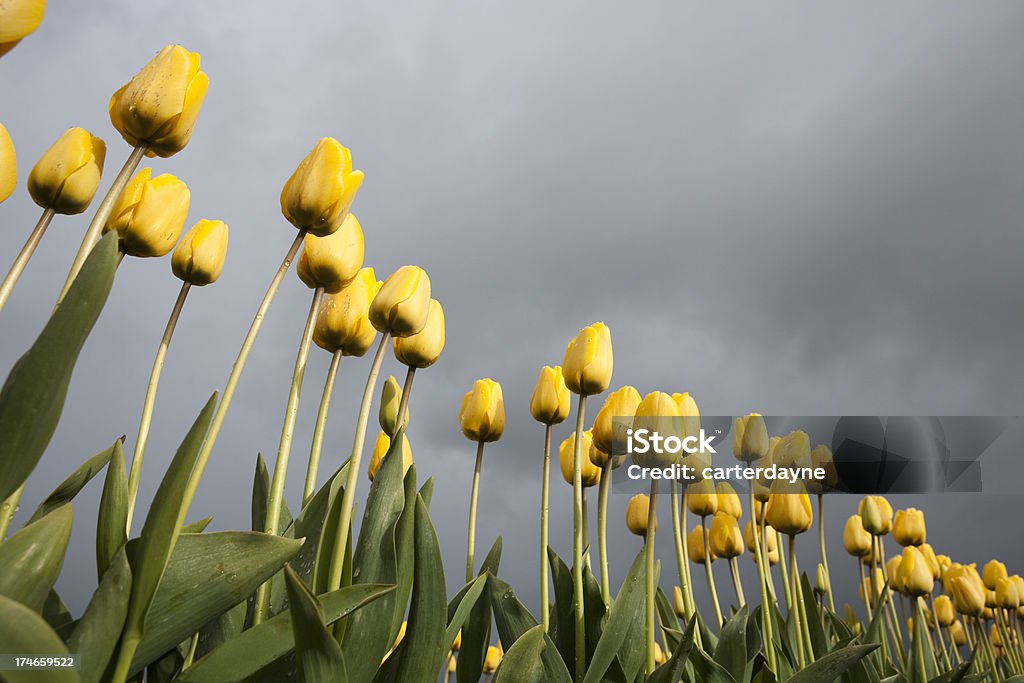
[559,430,601,488]
[28,127,106,214]
[858,496,893,536]
[378,376,404,438]
[459,379,504,442]
[709,511,744,559]
[715,482,742,519]
[626,493,654,537]
[393,299,445,369]
[482,645,502,674]
[687,524,714,564]
[733,413,769,462]
[280,137,364,236]
[0,123,14,202]
[632,391,682,468]
[171,219,228,286]
[898,546,935,597]
[765,481,813,536]
[843,514,872,558]
[0,0,46,57]
[104,168,190,257]
[529,366,572,426]
[296,214,364,293]
[562,322,613,395]
[591,385,641,454]
[892,508,926,547]
[369,265,432,338]
[686,479,719,518]
[367,431,412,482]
[313,267,380,356]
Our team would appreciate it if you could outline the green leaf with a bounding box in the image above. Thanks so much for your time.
[285,565,348,683]
[181,516,213,534]
[582,550,648,683]
[129,531,303,675]
[930,662,972,683]
[122,393,217,653]
[0,594,80,683]
[192,600,245,661]
[68,548,131,683]
[492,625,550,683]
[389,463,419,641]
[546,548,575,674]
[458,537,502,683]
[96,439,128,580]
[0,504,72,611]
[178,583,394,683]
[311,464,350,594]
[0,231,118,502]
[42,588,74,633]
[799,573,828,658]
[714,606,750,683]
[488,574,572,682]
[419,477,434,508]
[252,453,269,532]
[787,643,879,683]
[26,439,119,525]
[445,574,488,653]
[648,615,697,683]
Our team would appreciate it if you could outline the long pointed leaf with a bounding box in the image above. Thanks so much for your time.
[0,504,72,611]
[96,439,128,580]
[582,550,648,683]
[787,643,880,683]
[285,565,348,683]
[69,549,132,683]
[27,439,120,524]
[0,594,80,683]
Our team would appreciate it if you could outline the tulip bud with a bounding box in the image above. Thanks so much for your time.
[626,494,655,537]
[686,479,718,517]
[589,439,614,470]
[1012,576,1024,604]
[27,128,106,214]
[562,322,613,395]
[482,645,502,674]
[459,379,504,442]
[983,560,1008,591]
[452,630,461,652]
[280,137,364,236]
[858,496,893,536]
[369,265,432,337]
[996,577,1020,609]
[898,547,934,597]
[393,299,445,369]
[378,376,404,437]
[709,511,744,559]
[815,564,829,596]
[743,519,778,555]
[687,525,714,564]
[950,620,966,647]
[448,655,457,673]
[0,0,45,57]
[772,430,811,468]
[104,168,190,257]
[0,123,14,203]
[673,392,708,472]
[892,508,926,547]
[171,219,228,285]
[591,386,641,453]
[653,642,665,666]
[108,45,209,158]
[808,444,838,494]
[529,366,572,426]
[296,214,364,292]
[917,544,940,580]
[632,391,682,468]
[715,483,742,519]
[672,586,686,618]
[765,481,813,536]
[367,431,412,481]
[559,431,601,488]
[951,575,986,617]
[733,413,769,462]
[313,267,381,356]
[843,514,873,558]
[934,594,955,627]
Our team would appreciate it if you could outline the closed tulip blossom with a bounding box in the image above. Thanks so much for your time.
[0,122,14,202]
[296,214,364,293]
[482,646,502,674]
[0,0,45,56]
[844,514,873,558]
[393,299,445,370]
[366,431,412,482]
[591,385,641,454]
[934,595,955,627]
[733,413,770,462]
[28,127,106,214]
[686,479,719,518]
[104,168,190,257]
[460,379,504,584]
[687,525,714,564]
[281,137,364,237]
[859,496,893,536]
[559,431,601,488]
[952,575,986,617]
[313,267,381,357]
[369,265,432,338]
[892,508,927,547]
[378,376,404,438]
[563,322,613,396]
[716,483,742,519]
[898,547,934,597]
[626,494,655,537]
[171,219,228,286]
[983,560,1008,591]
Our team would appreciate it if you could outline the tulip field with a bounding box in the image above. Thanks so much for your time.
[2,8,1023,683]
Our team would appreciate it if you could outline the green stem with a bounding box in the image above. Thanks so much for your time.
[302,350,343,506]
[109,634,141,683]
[878,537,906,665]
[729,557,746,608]
[56,144,146,305]
[947,625,962,664]
[125,281,191,532]
[645,480,659,676]
[182,631,199,670]
[670,483,689,616]
[540,425,553,631]
[790,535,815,663]
[326,331,390,595]
[776,515,792,609]
[597,460,611,611]
[913,598,928,683]
[466,440,485,583]
[254,286,324,625]
[702,514,724,628]
[0,483,25,540]
[178,230,306,525]
[750,490,776,672]
[818,494,835,613]
[396,365,415,432]
[681,493,697,618]
[788,535,807,668]
[0,208,55,315]
[860,559,873,620]
[571,393,588,681]
[929,594,951,670]
[582,489,589,567]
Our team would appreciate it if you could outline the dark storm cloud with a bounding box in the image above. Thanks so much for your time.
[1,1,1022,614]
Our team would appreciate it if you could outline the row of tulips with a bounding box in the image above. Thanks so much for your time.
[0,25,1014,683]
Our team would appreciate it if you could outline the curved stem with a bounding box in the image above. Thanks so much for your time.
[913,598,927,683]
[582,489,589,567]
[254,286,323,625]
[466,441,485,583]
[396,366,415,432]
[571,393,588,681]
[790,535,815,663]
[750,489,776,672]
[788,535,807,668]
[929,594,951,670]
[303,350,343,506]
[859,559,873,619]
[125,281,191,532]
[681,493,697,618]
[818,494,835,612]
[597,461,611,611]
[327,332,390,594]
[540,425,552,631]
[877,537,906,664]
[729,557,746,608]
[56,144,146,305]
[670,482,688,616]
[702,515,724,628]
[0,208,55,315]
[179,231,306,526]
[645,480,659,676]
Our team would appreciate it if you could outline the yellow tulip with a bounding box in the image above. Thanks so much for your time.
[951,575,986,617]
[393,299,445,368]
[171,219,228,286]
[367,431,412,481]
[816,564,829,595]
[483,646,502,674]
[886,556,904,594]
[108,45,209,158]
[898,547,934,597]
[892,508,926,547]
[843,514,872,558]
[591,385,641,453]
[709,511,744,559]
[653,642,665,666]
[858,496,893,536]
[529,366,571,426]
[983,560,1008,591]
[934,594,955,627]
[743,519,778,555]
[378,376,403,437]
[733,413,769,462]
[562,322,613,395]
[1012,576,1024,603]
[765,482,812,535]
[459,379,505,442]
[369,265,432,337]
[687,525,714,564]
[0,0,45,57]
[772,430,810,467]
[996,577,1020,609]
[672,586,686,618]
[104,168,189,257]
[393,621,407,649]
[0,122,15,203]
[686,479,718,517]
[448,655,457,673]
[313,267,381,356]
[715,482,742,519]
[280,137,364,236]
[452,630,461,651]
[27,127,106,214]
[632,391,682,468]
[296,214,364,293]
[589,439,612,470]
[559,430,601,488]
[626,494,654,536]
[808,444,838,493]
[950,620,966,647]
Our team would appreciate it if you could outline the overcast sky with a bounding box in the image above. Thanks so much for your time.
[2,1,1023,620]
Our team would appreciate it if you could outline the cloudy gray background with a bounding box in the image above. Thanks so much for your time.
[2,0,1023,627]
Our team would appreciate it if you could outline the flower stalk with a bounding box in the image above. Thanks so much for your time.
[540,424,553,631]
[644,480,659,676]
[0,209,55,315]
[570,393,588,681]
[466,440,485,583]
[302,350,343,506]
